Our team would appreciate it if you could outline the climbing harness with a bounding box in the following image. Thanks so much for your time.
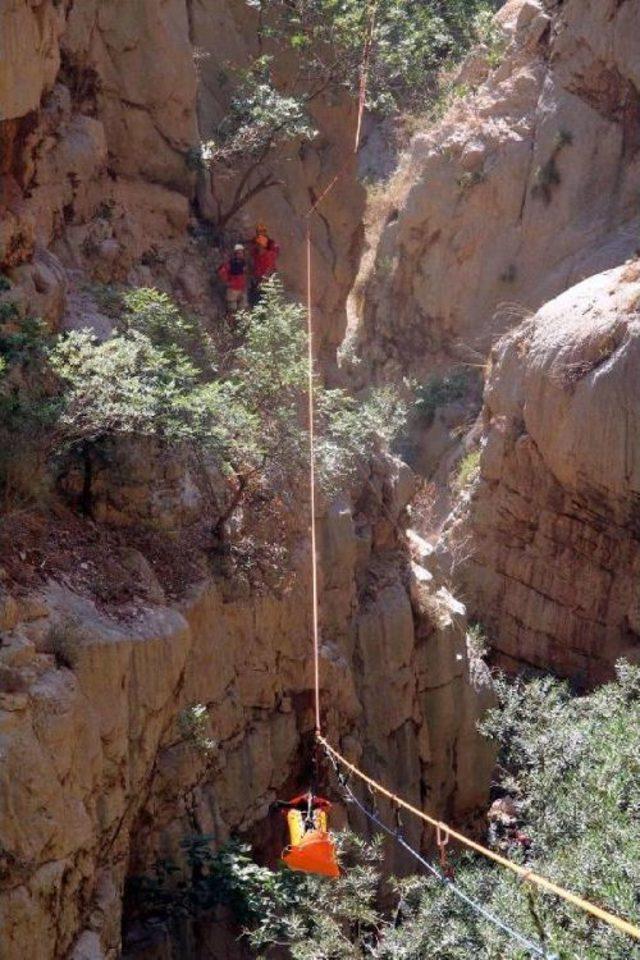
[280,792,340,878]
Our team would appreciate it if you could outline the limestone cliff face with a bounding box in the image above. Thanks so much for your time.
[0,0,365,362]
[343,0,640,682]
[448,262,640,684]
[0,458,493,960]
[347,0,640,383]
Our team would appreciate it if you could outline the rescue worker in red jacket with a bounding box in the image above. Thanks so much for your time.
[249,223,280,306]
[218,243,248,316]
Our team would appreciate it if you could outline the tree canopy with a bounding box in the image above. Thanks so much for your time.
[196,0,502,223]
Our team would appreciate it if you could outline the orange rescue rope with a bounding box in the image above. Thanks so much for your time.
[306,0,377,733]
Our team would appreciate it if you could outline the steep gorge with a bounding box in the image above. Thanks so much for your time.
[0,3,491,958]
[346,0,640,684]
[1,0,639,957]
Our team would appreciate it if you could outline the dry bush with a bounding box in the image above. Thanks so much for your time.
[410,480,439,534]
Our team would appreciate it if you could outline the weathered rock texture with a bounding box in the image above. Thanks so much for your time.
[0,0,366,362]
[0,3,498,958]
[452,261,640,683]
[0,460,493,960]
[346,0,640,383]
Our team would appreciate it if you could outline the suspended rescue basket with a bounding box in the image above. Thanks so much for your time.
[280,792,340,878]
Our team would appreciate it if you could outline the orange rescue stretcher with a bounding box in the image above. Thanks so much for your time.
[280,792,340,878]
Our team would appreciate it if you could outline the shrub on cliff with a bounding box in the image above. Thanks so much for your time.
[0,315,60,508]
[50,280,405,518]
[373,663,640,959]
[195,58,315,227]
[136,664,640,958]
[253,0,502,114]
[194,1,501,225]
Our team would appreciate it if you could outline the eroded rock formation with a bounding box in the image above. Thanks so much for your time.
[0,456,493,959]
[347,0,640,383]
[0,3,497,957]
[0,0,367,363]
[450,261,640,684]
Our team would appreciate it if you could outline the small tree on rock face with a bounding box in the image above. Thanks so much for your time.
[193,2,501,227]
[49,280,405,557]
[194,59,315,228]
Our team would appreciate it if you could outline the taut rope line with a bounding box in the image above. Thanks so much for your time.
[318,741,640,941]
[305,0,377,735]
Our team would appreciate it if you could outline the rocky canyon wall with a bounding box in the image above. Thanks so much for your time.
[347,0,640,384]
[0,456,494,960]
[448,261,640,685]
[0,3,497,958]
[345,0,640,685]
[0,0,366,362]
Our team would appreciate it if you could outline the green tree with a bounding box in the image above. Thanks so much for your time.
[194,59,315,227]
[194,1,501,225]
[50,280,405,529]
[0,315,60,509]
[381,663,640,959]
[251,0,502,113]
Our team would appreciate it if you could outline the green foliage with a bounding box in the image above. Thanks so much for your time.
[532,129,574,204]
[50,328,204,448]
[195,1,501,224]
[196,57,316,224]
[466,621,489,661]
[386,664,640,959]
[254,0,502,115]
[457,169,486,191]
[0,315,51,363]
[455,448,481,490]
[130,837,310,929]
[131,832,386,956]
[0,316,60,508]
[428,80,472,123]
[0,274,12,293]
[46,281,403,529]
[118,287,216,371]
[0,300,21,326]
[473,7,507,68]
[178,704,217,757]
[415,368,472,425]
[83,282,123,318]
[199,58,315,169]
[317,385,407,493]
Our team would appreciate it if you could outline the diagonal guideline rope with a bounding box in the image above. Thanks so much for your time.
[318,737,640,943]
[302,0,640,949]
[336,770,558,959]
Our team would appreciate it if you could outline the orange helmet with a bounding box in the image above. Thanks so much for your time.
[255,222,268,236]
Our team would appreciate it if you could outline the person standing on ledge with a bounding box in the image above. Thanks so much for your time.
[218,243,248,317]
[249,223,280,306]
